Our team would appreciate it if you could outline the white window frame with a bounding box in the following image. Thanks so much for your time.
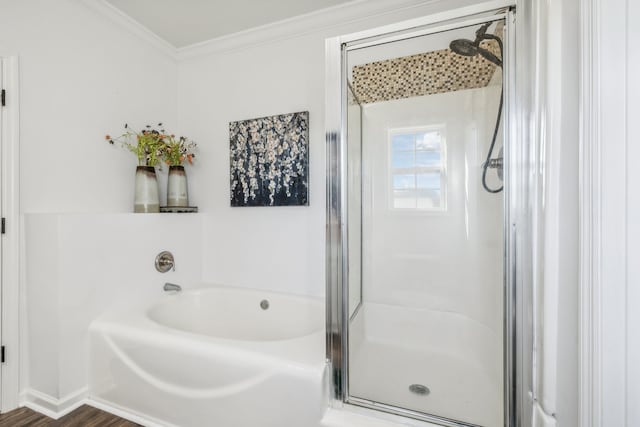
[387,125,447,212]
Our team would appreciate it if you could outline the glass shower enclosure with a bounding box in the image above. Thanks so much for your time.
[326,7,519,427]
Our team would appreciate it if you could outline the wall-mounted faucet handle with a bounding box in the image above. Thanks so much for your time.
[155,251,175,273]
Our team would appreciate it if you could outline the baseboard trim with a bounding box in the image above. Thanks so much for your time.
[19,389,172,426]
[21,387,87,419]
[85,398,177,427]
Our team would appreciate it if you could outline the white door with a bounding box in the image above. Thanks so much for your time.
[0,56,4,411]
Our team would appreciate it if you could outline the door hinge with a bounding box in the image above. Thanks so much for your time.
[1,89,5,107]
[1,346,5,363]
[1,217,5,234]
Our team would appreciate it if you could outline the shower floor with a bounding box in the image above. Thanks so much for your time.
[348,303,502,427]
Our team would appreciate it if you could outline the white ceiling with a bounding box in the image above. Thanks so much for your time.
[105,0,356,48]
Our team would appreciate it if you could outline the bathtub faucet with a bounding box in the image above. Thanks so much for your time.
[163,282,182,292]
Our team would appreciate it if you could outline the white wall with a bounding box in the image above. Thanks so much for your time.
[530,0,580,425]
[626,3,640,424]
[179,32,327,297]
[0,0,178,213]
[1,0,587,424]
[547,0,579,425]
[177,0,490,298]
[360,86,503,333]
[592,0,640,425]
[0,0,188,410]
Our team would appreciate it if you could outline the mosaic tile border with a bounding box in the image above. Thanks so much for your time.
[352,39,501,104]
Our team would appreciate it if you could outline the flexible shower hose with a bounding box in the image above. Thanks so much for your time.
[482,87,504,193]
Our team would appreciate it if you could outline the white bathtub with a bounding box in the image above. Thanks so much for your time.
[88,286,327,427]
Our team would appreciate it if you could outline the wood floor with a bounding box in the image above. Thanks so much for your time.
[0,405,141,426]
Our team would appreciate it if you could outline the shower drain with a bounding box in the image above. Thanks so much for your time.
[409,384,430,396]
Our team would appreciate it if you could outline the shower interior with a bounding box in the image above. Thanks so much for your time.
[337,18,507,427]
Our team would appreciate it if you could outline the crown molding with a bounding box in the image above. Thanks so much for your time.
[80,0,178,61]
[81,0,501,62]
[176,0,445,60]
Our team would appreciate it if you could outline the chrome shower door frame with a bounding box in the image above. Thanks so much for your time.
[325,3,530,427]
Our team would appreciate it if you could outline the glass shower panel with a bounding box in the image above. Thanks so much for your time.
[345,21,505,427]
[347,83,363,318]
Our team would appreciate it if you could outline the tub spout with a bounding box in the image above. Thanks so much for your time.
[163,282,182,292]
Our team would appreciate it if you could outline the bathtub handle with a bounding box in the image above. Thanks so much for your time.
[155,251,175,273]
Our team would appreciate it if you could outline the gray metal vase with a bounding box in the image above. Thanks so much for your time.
[167,165,189,207]
[134,166,160,213]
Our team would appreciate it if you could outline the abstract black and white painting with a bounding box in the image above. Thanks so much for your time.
[230,111,309,207]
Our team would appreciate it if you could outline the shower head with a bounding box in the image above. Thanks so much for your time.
[449,39,479,57]
[449,23,503,67]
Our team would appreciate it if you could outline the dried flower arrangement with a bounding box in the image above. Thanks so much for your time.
[105,123,196,167]
[163,135,197,166]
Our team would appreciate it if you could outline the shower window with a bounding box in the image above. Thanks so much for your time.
[389,127,446,210]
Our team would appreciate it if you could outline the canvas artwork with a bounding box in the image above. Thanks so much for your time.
[230,111,309,207]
